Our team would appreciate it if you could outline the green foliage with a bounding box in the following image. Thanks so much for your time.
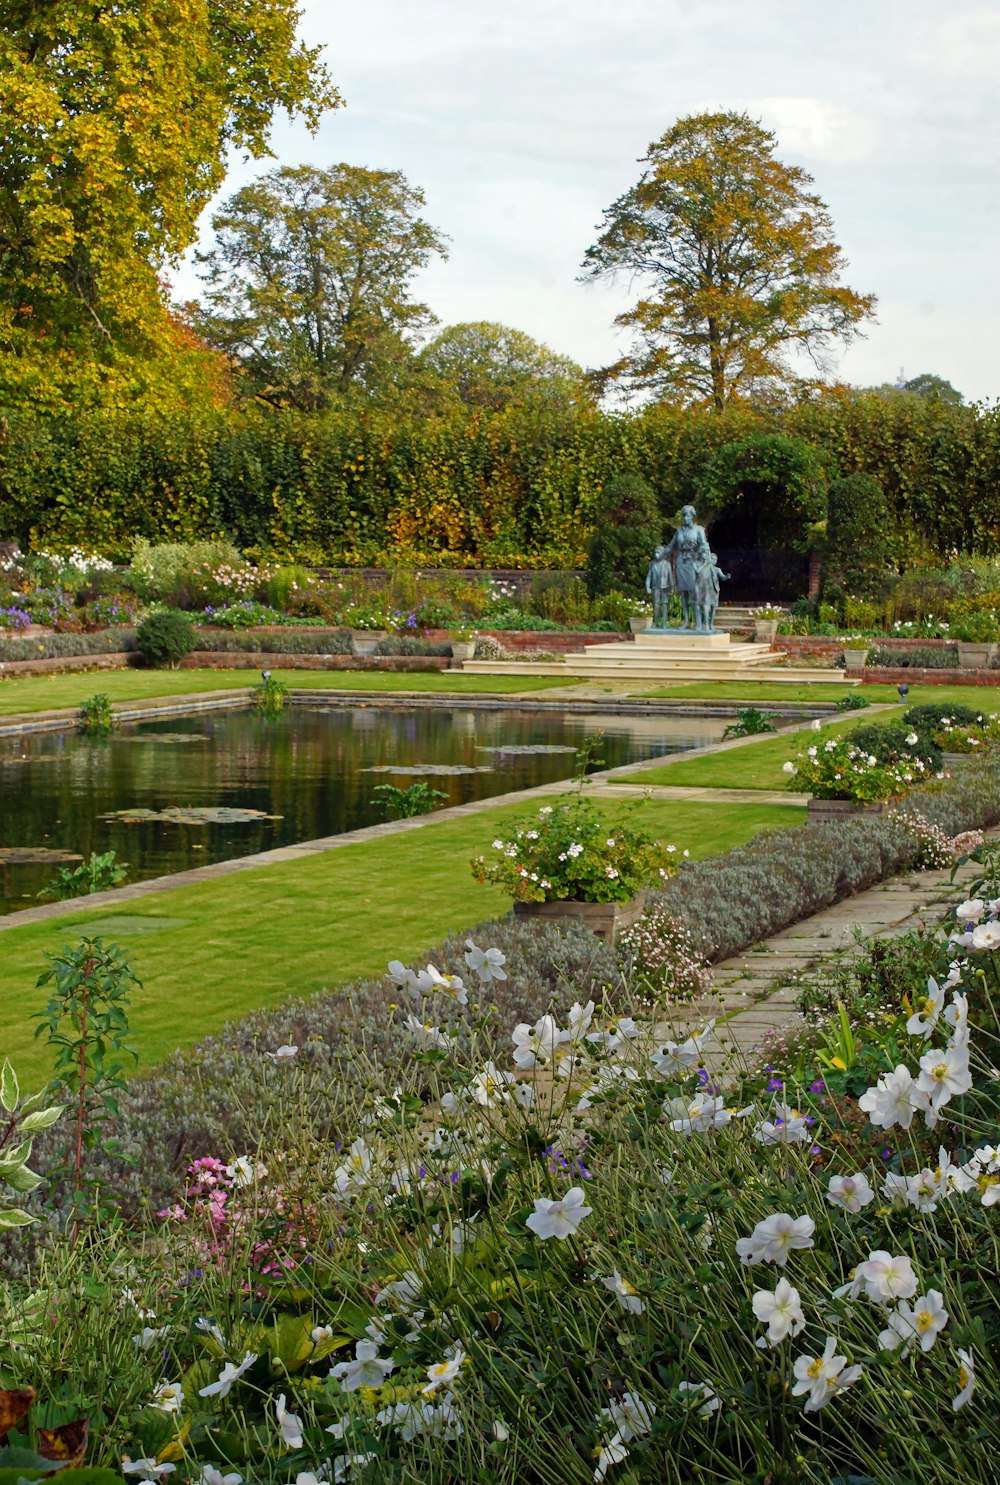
[0,1058,62,1230]
[585,473,662,597]
[129,537,245,604]
[417,321,592,412]
[135,609,195,668]
[251,672,290,716]
[847,719,940,768]
[825,472,892,591]
[834,691,871,710]
[34,938,140,1227]
[722,706,777,739]
[38,851,128,902]
[372,782,449,819]
[703,432,829,551]
[77,693,116,736]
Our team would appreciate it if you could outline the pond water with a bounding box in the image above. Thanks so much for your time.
[0,704,723,913]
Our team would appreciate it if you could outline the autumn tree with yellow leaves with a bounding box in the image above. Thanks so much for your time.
[582,112,876,411]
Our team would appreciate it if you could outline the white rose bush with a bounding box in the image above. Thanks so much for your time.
[2,844,1000,1485]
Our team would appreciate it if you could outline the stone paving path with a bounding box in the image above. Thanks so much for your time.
[655,844,992,1078]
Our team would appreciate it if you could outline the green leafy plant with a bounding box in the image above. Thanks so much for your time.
[834,691,870,710]
[0,1060,62,1231]
[784,736,930,803]
[76,693,116,736]
[372,782,449,819]
[722,706,776,739]
[34,939,140,1237]
[250,671,289,716]
[38,851,128,902]
[134,609,194,668]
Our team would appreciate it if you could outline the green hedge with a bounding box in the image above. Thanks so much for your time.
[2,394,999,565]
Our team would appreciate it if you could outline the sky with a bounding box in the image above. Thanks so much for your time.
[176,0,1000,403]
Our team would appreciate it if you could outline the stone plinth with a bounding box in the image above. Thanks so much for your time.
[633,629,732,651]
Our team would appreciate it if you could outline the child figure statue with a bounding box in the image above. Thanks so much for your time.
[694,553,729,633]
[644,545,675,628]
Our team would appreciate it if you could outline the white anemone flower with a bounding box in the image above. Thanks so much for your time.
[593,1436,629,1480]
[332,1137,373,1197]
[470,1061,517,1106]
[650,1021,716,1075]
[525,1186,592,1240]
[666,1093,732,1134]
[916,1044,972,1109]
[600,1271,645,1314]
[953,1348,976,1410]
[906,977,946,1038]
[422,1346,466,1395]
[826,1172,875,1213]
[425,963,468,1004]
[265,1044,298,1062]
[330,1339,395,1392]
[150,1381,184,1414]
[122,1461,176,1482]
[198,1352,258,1399]
[276,1393,304,1448]
[752,1277,806,1346]
[375,1270,422,1312]
[677,1380,719,1418]
[226,1155,266,1187]
[511,1014,567,1070]
[600,1392,656,1441]
[736,1213,815,1267]
[132,1326,170,1352]
[753,1101,810,1145]
[878,1290,948,1354]
[858,1064,926,1129]
[944,992,970,1048]
[791,1337,862,1412]
[403,1016,450,1051]
[464,941,507,982]
[857,1251,918,1302]
[198,1468,243,1485]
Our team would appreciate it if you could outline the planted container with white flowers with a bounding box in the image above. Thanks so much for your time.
[784,732,931,819]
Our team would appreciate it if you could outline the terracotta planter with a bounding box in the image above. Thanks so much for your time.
[754,619,779,644]
[629,616,653,635]
[806,797,891,822]
[350,629,387,657]
[512,889,647,945]
[956,642,995,670]
[449,640,477,662]
[842,648,869,674]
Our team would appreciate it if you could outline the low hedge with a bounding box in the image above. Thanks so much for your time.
[191,626,353,655]
[0,628,137,661]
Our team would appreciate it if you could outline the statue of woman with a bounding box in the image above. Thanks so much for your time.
[663,506,711,630]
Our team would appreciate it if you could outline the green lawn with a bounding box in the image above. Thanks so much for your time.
[0,667,577,718]
[621,712,898,791]
[636,680,1000,707]
[1,794,803,1085]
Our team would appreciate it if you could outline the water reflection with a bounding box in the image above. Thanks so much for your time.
[0,705,722,913]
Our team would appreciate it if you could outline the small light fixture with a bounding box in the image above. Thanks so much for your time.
[261,669,271,683]
[897,682,909,702]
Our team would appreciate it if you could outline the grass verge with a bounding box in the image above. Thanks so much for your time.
[636,679,1000,706]
[1,795,803,1084]
[0,667,577,718]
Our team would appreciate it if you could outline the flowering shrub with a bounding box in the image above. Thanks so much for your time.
[616,908,713,1002]
[0,604,31,631]
[472,799,680,903]
[933,715,1000,754]
[201,601,286,630]
[784,736,932,802]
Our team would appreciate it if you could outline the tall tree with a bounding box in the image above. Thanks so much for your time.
[417,321,592,412]
[581,112,876,411]
[0,0,338,408]
[194,164,448,408]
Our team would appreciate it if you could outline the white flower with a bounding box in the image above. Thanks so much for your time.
[265,1043,298,1063]
[226,1155,265,1187]
[753,1101,810,1145]
[403,1015,450,1051]
[736,1213,815,1267]
[971,921,1000,951]
[276,1393,304,1448]
[667,1093,732,1134]
[330,1339,395,1392]
[826,1172,875,1213]
[198,1352,258,1399]
[512,1014,567,1070]
[333,1137,373,1197]
[677,1380,719,1418]
[953,1348,976,1410]
[150,1381,184,1414]
[904,731,918,746]
[858,1064,926,1129]
[422,1346,466,1395]
[857,1251,919,1302]
[945,992,970,1048]
[198,1468,242,1485]
[311,1325,334,1345]
[425,963,468,1004]
[650,1021,716,1075]
[470,1060,517,1106]
[333,1455,376,1483]
[791,1337,862,1412]
[916,1043,972,1109]
[464,941,507,982]
[811,719,823,732]
[525,1186,592,1240]
[878,1290,948,1355]
[122,1460,176,1482]
[132,1326,170,1352]
[601,1271,644,1314]
[195,1316,226,1347]
[600,1392,655,1441]
[375,1270,423,1313]
[593,1438,629,1480]
[782,761,797,774]
[752,1277,805,1346]
[906,977,946,1038]
[955,898,985,923]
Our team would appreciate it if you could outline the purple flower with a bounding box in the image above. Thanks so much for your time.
[766,1076,784,1092]
[809,1079,826,1094]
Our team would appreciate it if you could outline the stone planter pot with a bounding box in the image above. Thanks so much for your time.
[513,889,647,945]
[350,629,386,657]
[806,797,892,822]
[449,640,477,662]
[956,642,995,669]
[754,619,779,644]
[628,616,653,635]
[842,648,869,674]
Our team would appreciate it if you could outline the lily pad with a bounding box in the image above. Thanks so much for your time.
[101,806,281,825]
[476,744,577,754]
[0,847,83,865]
[362,763,494,776]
